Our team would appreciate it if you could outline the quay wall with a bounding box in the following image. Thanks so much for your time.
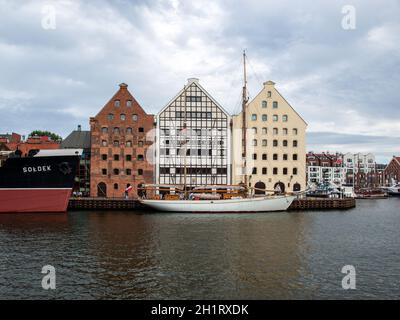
[68,197,356,211]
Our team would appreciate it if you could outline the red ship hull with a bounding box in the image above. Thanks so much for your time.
[0,188,72,213]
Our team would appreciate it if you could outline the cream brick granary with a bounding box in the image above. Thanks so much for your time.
[156,78,231,187]
[232,81,307,193]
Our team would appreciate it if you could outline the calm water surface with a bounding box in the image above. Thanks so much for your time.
[0,198,400,299]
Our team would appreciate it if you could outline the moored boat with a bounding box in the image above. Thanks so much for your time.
[139,184,297,213]
[0,149,81,213]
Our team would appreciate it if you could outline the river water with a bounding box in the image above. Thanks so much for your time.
[0,198,399,299]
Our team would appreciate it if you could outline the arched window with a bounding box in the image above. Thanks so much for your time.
[252,127,257,134]
[283,115,288,122]
[114,183,118,190]
[126,127,132,134]
[273,128,278,135]
[113,127,120,134]
[273,115,278,122]
[113,168,120,175]
[255,181,266,194]
[97,182,107,197]
[101,127,108,134]
[251,114,257,121]
[293,183,301,192]
[252,139,257,146]
[262,167,267,175]
[273,101,278,108]
[126,100,132,107]
[262,114,267,121]
[132,114,138,121]
[108,113,114,121]
[120,114,126,121]
[274,181,285,193]
[126,141,132,147]
[262,127,267,135]
[114,100,120,107]
[262,153,267,160]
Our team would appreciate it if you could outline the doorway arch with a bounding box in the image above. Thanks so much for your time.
[97,182,107,197]
[254,181,266,195]
[274,181,285,194]
[293,182,301,192]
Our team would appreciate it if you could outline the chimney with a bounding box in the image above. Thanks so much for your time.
[187,78,199,84]
[78,125,81,131]
[119,83,128,89]
[263,80,276,87]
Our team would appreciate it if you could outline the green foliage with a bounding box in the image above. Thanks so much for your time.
[29,130,62,142]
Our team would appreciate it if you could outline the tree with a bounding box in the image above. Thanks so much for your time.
[29,130,62,142]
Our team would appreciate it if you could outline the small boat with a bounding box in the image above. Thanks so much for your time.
[139,184,297,213]
[355,188,388,199]
[382,184,400,197]
[306,182,341,198]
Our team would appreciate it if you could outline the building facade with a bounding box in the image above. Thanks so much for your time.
[155,78,231,187]
[306,152,345,186]
[384,156,400,185]
[61,125,91,196]
[0,132,60,156]
[232,81,307,193]
[90,83,154,198]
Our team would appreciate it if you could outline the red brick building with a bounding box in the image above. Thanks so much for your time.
[89,83,154,198]
[384,156,400,185]
[0,132,60,156]
[306,152,343,167]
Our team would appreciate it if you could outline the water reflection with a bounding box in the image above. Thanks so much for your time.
[1,199,400,299]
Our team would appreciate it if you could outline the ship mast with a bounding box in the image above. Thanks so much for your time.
[183,84,188,198]
[242,50,249,186]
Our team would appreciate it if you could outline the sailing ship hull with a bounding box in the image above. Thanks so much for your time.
[0,188,72,213]
[140,195,296,213]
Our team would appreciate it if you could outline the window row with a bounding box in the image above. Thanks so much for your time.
[251,127,298,135]
[251,167,298,175]
[107,113,138,121]
[160,167,228,175]
[114,100,132,108]
[101,127,144,134]
[251,153,299,161]
[101,140,145,147]
[102,168,144,175]
[261,100,278,108]
[250,139,298,147]
[101,154,146,161]
[251,114,288,122]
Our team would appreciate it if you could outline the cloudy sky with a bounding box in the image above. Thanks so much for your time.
[0,0,399,162]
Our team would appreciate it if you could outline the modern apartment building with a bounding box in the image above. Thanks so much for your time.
[89,83,154,198]
[232,81,307,193]
[155,78,231,188]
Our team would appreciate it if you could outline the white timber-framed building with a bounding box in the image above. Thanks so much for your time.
[155,78,231,188]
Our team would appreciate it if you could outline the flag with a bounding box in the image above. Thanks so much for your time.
[125,185,133,193]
